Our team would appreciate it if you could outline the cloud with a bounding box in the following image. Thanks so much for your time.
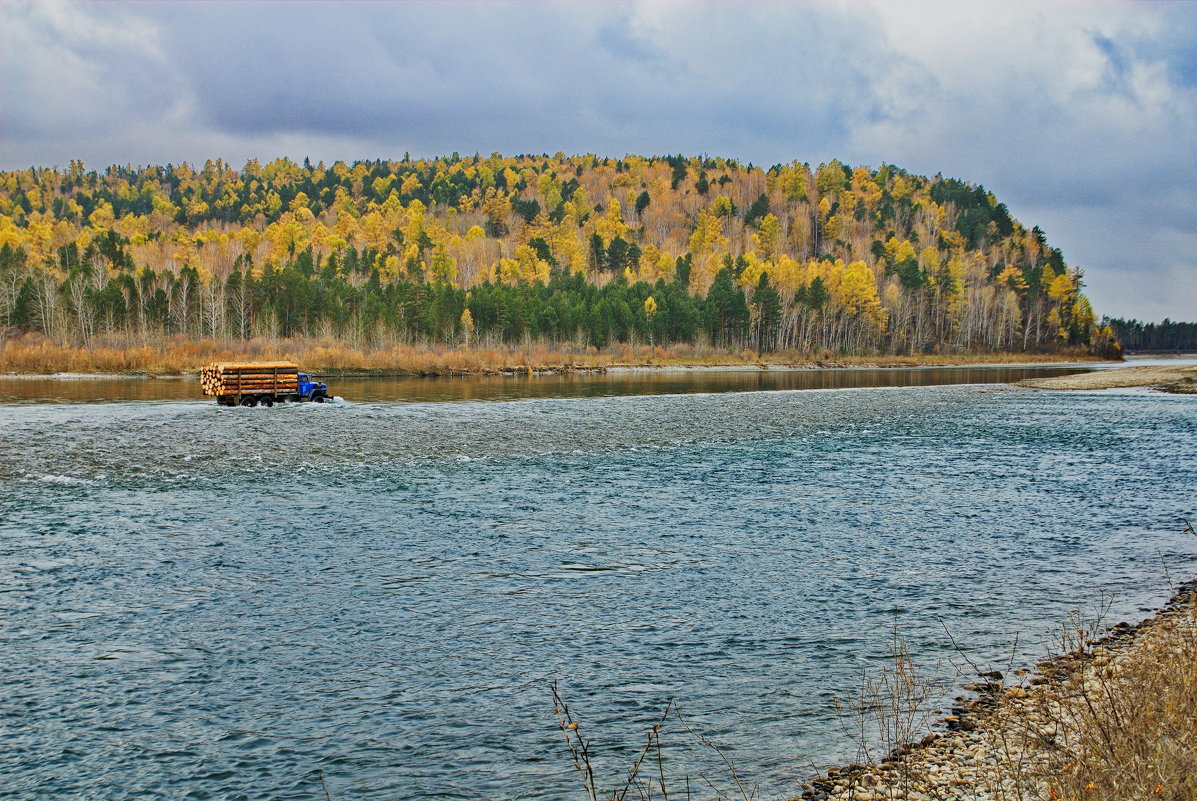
[1,0,177,142]
[840,0,1196,320]
[0,0,1192,320]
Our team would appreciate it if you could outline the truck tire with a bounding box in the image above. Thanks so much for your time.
[259,396,275,407]
[241,396,257,407]
[313,393,326,403]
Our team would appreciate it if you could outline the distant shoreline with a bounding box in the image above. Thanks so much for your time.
[0,354,1108,381]
[0,333,1117,378]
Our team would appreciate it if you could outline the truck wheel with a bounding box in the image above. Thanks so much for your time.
[241,396,257,407]
[313,393,326,403]
[259,396,275,408]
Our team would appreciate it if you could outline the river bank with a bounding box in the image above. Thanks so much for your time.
[0,357,1099,381]
[1018,362,1197,393]
[0,334,1101,377]
[799,577,1197,801]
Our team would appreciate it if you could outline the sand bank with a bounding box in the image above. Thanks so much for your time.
[1018,363,1197,392]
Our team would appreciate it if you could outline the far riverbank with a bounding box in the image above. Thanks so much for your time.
[0,333,1104,378]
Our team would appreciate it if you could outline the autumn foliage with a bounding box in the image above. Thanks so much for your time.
[0,154,1113,363]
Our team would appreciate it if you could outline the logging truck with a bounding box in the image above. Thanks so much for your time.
[200,362,331,406]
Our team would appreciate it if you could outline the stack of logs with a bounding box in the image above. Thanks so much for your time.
[200,362,299,397]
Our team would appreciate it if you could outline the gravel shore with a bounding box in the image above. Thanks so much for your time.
[1018,363,1197,392]
[797,580,1197,801]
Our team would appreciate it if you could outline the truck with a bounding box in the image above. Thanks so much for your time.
[200,362,331,406]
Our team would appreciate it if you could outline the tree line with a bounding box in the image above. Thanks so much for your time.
[1103,317,1197,352]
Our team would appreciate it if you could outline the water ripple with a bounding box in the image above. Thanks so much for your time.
[1,384,1195,799]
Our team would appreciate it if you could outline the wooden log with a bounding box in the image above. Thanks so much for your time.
[216,375,299,381]
[207,392,299,397]
[205,382,299,389]
[210,388,299,393]
[211,360,298,367]
[210,361,298,371]
[209,387,300,392]
[209,385,300,390]
[214,367,297,373]
[208,386,299,392]
[213,374,298,380]
[201,362,303,397]
[210,373,297,378]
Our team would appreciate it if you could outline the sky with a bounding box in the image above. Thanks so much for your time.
[2,0,1194,321]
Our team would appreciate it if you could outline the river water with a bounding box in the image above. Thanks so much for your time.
[2,366,1195,800]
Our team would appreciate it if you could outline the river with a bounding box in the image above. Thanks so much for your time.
[2,365,1195,800]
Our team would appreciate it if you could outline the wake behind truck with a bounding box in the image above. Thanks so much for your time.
[200,362,330,406]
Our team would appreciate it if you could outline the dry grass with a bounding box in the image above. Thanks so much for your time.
[830,634,945,798]
[805,581,1197,801]
[551,681,758,801]
[0,333,599,375]
[0,333,1097,376]
[1029,596,1197,801]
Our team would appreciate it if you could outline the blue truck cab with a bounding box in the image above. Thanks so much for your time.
[297,373,330,402]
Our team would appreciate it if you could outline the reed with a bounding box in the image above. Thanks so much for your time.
[1019,591,1197,801]
[0,333,1096,376]
[551,681,759,801]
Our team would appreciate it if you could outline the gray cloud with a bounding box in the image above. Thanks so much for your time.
[1,0,1192,320]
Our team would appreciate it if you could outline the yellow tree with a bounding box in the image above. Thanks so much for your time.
[497,244,550,284]
[88,202,116,231]
[771,162,809,202]
[380,255,402,281]
[838,260,887,329]
[1047,272,1075,304]
[265,213,310,261]
[822,214,843,242]
[460,307,474,344]
[751,213,781,260]
[687,208,730,292]
[636,244,674,283]
[360,210,391,251]
[770,254,803,295]
[551,216,589,275]
[996,265,1029,293]
[594,198,628,242]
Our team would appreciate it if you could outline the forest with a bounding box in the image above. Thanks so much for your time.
[1103,317,1197,352]
[0,153,1118,366]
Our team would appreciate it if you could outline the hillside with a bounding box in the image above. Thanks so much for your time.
[0,154,1115,362]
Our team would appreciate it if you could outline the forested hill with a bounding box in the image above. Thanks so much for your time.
[0,154,1113,355]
